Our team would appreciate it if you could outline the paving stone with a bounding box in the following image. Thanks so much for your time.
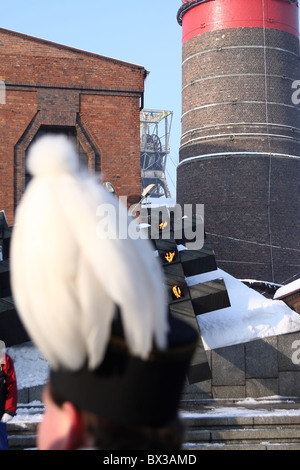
[279,371,300,396]
[211,343,245,386]
[245,337,278,378]
[212,385,246,398]
[246,378,279,397]
[278,332,300,371]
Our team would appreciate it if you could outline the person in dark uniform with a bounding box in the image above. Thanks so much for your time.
[0,341,17,450]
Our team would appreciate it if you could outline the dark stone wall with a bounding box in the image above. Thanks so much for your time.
[177,154,300,283]
[178,27,300,283]
[182,331,300,399]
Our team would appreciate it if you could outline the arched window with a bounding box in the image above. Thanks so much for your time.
[25,126,88,187]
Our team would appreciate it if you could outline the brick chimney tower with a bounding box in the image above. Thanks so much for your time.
[177,0,300,284]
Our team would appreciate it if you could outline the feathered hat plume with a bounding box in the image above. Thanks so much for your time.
[10,135,168,371]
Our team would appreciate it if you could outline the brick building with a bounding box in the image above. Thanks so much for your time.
[0,27,146,226]
[177,0,300,284]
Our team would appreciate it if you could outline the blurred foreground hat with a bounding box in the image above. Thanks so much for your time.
[51,311,197,426]
[10,135,197,426]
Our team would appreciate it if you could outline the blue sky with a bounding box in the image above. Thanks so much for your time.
[1,0,182,197]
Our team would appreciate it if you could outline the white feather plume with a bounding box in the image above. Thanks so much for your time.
[10,135,168,371]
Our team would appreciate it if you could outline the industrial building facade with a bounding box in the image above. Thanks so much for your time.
[177,0,300,284]
[0,27,146,226]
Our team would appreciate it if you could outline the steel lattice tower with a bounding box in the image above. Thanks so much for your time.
[140,109,173,198]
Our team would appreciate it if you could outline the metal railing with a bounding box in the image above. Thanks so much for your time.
[177,0,215,26]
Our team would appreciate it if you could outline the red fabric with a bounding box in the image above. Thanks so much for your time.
[181,0,299,43]
[2,355,17,414]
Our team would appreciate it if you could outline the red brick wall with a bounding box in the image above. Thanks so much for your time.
[0,90,37,224]
[80,94,141,197]
[0,28,145,90]
[0,28,145,225]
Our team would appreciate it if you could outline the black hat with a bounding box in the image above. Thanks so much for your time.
[50,312,198,427]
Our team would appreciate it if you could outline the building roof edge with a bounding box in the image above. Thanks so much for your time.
[0,27,145,71]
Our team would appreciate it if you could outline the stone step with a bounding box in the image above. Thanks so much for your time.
[7,418,39,450]
[183,414,300,429]
[181,400,300,450]
[7,398,300,450]
[180,398,300,449]
[9,429,300,450]
[7,422,39,433]
[7,426,300,450]
[185,426,300,444]
[184,442,300,450]
[8,434,37,450]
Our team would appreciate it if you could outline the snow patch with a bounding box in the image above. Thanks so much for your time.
[187,268,300,350]
[7,342,49,390]
[274,278,300,300]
